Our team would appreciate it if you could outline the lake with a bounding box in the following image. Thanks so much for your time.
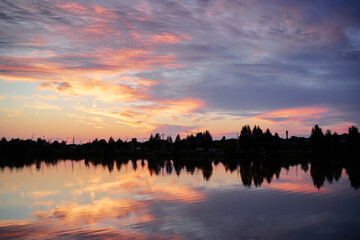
[0,159,359,239]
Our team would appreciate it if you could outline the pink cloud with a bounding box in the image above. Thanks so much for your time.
[255,107,330,123]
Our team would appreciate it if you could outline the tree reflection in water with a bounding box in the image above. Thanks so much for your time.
[1,157,359,189]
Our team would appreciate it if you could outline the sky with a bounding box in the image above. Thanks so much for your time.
[0,0,359,142]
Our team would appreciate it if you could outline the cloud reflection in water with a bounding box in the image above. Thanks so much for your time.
[0,160,359,239]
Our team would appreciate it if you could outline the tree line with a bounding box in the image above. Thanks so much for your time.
[0,125,359,159]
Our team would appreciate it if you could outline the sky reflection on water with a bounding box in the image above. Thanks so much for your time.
[0,160,359,239]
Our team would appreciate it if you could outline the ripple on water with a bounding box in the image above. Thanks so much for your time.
[0,160,359,240]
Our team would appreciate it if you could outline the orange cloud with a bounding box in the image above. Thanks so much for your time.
[161,98,204,113]
[255,107,330,123]
[0,49,179,81]
[24,102,62,110]
[42,80,148,103]
[81,23,113,37]
[0,1,201,139]
[1,107,21,117]
[72,97,204,132]
[58,2,88,13]
[72,106,155,131]
[151,33,182,44]
[56,2,118,19]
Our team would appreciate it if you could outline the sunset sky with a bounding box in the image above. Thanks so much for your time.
[1,0,359,142]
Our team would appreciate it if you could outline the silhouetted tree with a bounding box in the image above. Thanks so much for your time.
[131,138,137,150]
[186,134,196,150]
[324,130,332,153]
[239,125,252,154]
[154,133,162,150]
[166,136,173,151]
[263,128,276,154]
[96,139,106,152]
[195,132,203,149]
[252,125,263,152]
[252,125,263,138]
[332,132,341,152]
[310,125,325,154]
[148,134,155,151]
[108,137,115,152]
[173,134,181,153]
[116,138,124,150]
[347,125,360,154]
[0,137,7,146]
[203,130,213,151]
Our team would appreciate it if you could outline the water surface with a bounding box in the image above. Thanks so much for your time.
[0,159,359,239]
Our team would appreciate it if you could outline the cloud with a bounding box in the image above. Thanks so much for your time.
[255,107,330,123]
[73,105,154,130]
[24,102,62,110]
[31,94,58,100]
[66,113,110,129]
[0,0,359,137]
[72,97,204,132]
[0,107,21,117]
[151,124,201,136]
[150,32,190,44]
[57,82,71,91]
[39,79,150,103]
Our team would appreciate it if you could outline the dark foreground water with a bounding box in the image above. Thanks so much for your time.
[0,159,359,239]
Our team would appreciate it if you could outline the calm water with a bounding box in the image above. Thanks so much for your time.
[0,159,359,239]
